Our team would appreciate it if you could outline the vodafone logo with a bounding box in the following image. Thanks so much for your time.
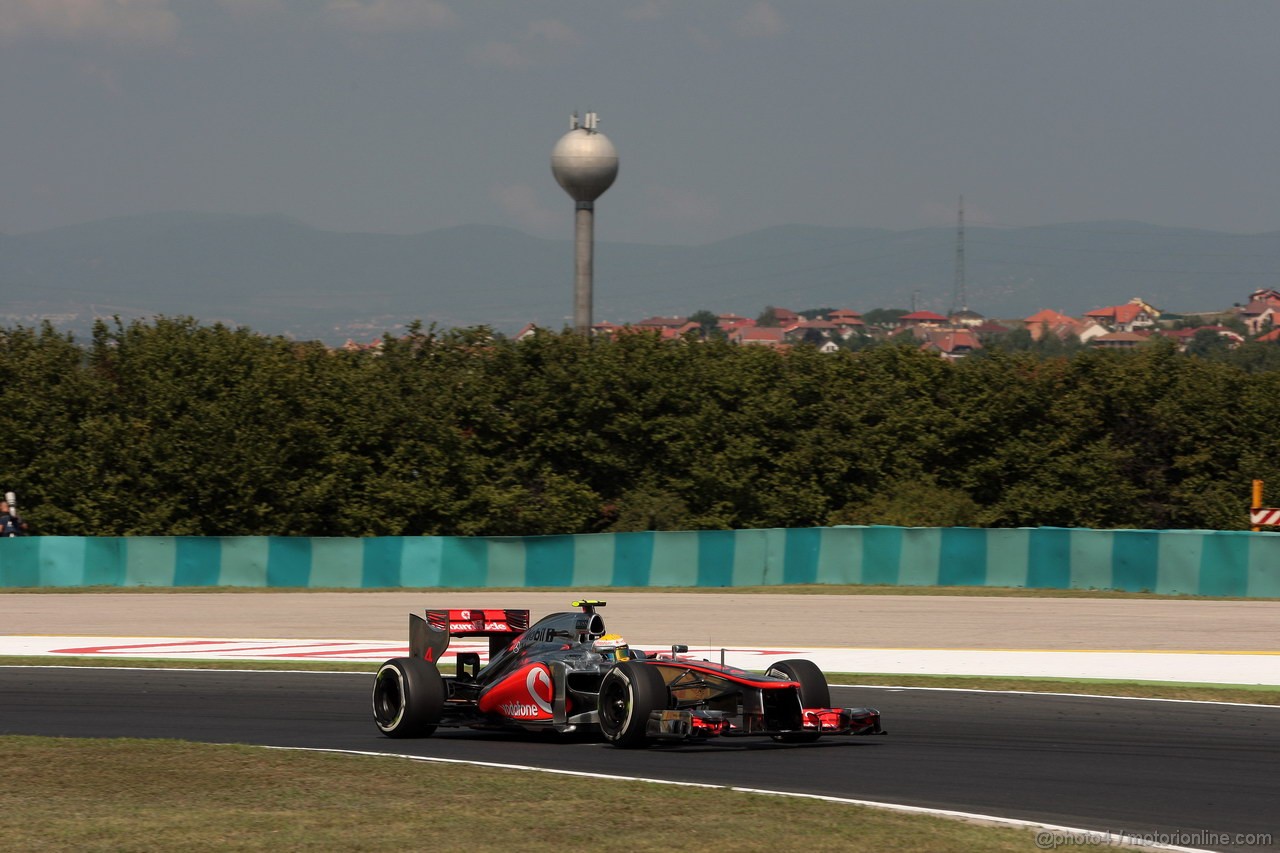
[527,666,553,713]
[497,666,554,718]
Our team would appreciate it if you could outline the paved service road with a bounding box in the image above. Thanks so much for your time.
[3,592,1279,650]
[1,667,1276,852]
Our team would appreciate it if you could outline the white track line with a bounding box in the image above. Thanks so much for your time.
[832,682,1280,709]
[252,744,1210,852]
[2,664,1277,708]
[4,636,1278,684]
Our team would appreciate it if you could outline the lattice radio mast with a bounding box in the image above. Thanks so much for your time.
[950,195,968,317]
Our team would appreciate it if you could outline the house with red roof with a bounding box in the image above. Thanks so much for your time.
[1159,328,1199,348]
[1078,319,1112,345]
[824,309,865,339]
[731,326,788,348]
[947,308,985,328]
[1083,298,1159,332]
[784,318,839,345]
[1024,309,1084,341]
[971,320,1010,339]
[919,329,981,361]
[769,307,800,325]
[1238,300,1279,335]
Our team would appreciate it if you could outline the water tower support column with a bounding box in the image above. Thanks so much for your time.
[574,201,594,335]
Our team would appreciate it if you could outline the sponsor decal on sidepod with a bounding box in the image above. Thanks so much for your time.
[478,663,555,720]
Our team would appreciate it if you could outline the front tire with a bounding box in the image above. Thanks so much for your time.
[596,661,667,748]
[766,658,830,743]
[373,657,445,738]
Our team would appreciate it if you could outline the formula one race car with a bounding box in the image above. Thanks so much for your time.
[371,600,884,748]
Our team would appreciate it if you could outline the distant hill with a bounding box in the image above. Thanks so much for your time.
[3,211,1279,343]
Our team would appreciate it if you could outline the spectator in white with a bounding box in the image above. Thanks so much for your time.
[0,500,28,536]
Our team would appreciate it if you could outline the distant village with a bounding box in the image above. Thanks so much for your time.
[451,288,1277,361]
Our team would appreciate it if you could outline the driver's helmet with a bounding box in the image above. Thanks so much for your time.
[592,633,630,662]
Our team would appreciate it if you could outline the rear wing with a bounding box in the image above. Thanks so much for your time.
[409,608,530,663]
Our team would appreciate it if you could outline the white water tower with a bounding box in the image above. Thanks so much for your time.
[551,111,619,335]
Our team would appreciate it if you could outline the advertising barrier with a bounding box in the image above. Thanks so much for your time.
[1,527,1277,597]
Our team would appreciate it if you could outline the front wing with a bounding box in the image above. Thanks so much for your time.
[649,705,885,741]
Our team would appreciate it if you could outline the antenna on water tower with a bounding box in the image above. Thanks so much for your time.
[551,110,619,335]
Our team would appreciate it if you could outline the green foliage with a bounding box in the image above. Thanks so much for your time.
[755,306,781,327]
[1185,328,1231,359]
[861,307,908,327]
[1220,341,1280,373]
[829,475,982,527]
[688,309,719,329]
[979,327,1083,358]
[3,317,1279,536]
[606,485,692,532]
[686,310,725,342]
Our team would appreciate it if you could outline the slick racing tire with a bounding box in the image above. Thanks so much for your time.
[372,657,445,738]
[766,658,830,743]
[597,661,667,748]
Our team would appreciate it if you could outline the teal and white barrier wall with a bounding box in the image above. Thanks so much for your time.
[1,527,1277,597]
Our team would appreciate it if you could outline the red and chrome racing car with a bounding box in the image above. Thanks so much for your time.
[371,600,884,748]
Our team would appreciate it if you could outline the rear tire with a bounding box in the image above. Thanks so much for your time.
[766,658,830,743]
[597,661,667,748]
[373,657,445,738]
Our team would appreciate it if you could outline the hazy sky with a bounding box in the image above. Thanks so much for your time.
[3,0,1279,245]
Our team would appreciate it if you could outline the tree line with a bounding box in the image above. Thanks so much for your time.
[1,317,1277,536]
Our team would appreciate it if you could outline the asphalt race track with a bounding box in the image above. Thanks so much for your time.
[2,667,1276,851]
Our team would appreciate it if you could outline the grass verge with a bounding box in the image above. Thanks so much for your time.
[0,735,1057,853]
[4,655,1277,705]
